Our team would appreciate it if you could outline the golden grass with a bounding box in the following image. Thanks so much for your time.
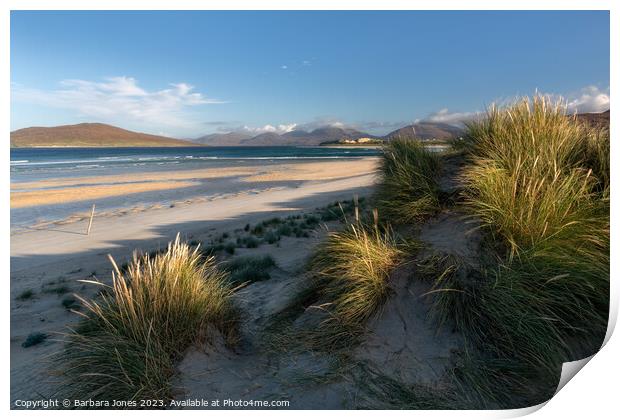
[301,222,404,349]
[57,235,239,402]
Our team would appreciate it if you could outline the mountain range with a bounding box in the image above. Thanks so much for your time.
[194,126,380,146]
[10,123,197,148]
[193,122,463,146]
[10,110,609,148]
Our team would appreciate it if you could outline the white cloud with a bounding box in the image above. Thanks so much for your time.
[280,65,288,70]
[231,123,298,135]
[296,117,348,132]
[253,123,297,133]
[564,85,610,114]
[419,108,480,127]
[12,76,224,129]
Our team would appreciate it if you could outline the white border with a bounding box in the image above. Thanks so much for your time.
[2,2,616,419]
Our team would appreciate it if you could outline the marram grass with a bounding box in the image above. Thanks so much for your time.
[56,235,239,403]
[301,222,404,350]
[375,138,441,224]
[462,95,609,258]
[424,96,609,407]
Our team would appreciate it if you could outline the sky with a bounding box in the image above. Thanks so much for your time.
[10,10,610,138]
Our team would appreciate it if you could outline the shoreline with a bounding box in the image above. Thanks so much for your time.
[11,171,378,269]
[11,158,379,223]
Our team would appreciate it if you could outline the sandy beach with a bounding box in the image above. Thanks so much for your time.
[11,158,379,209]
[10,157,380,403]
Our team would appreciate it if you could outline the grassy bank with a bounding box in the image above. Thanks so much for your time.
[429,96,610,406]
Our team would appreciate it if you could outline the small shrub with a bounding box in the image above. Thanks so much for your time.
[224,255,277,287]
[251,224,264,235]
[224,242,236,255]
[264,230,280,244]
[22,332,47,348]
[17,289,35,300]
[276,224,292,237]
[243,236,260,248]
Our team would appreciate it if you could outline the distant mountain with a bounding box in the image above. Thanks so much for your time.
[193,131,254,146]
[10,123,197,148]
[194,126,377,146]
[384,122,464,141]
[576,110,610,128]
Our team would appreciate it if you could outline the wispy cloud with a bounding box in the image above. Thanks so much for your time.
[12,76,224,129]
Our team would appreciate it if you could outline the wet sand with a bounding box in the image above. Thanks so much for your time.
[11,158,379,209]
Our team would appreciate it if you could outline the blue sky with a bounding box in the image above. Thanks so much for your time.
[11,10,610,137]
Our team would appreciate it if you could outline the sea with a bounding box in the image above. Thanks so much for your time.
[10,146,381,183]
[10,146,382,231]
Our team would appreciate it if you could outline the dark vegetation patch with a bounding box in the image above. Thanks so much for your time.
[223,255,277,287]
[22,332,48,348]
[16,289,35,300]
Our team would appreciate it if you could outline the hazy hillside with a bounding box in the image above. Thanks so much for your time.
[384,122,464,140]
[193,131,254,146]
[576,110,610,127]
[195,126,378,146]
[10,123,198,148]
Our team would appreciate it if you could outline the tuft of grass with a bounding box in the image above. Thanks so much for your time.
[276,224,293,237]
[17,289,35,300]
[223,255,277,287]
[241,235,260,248]
[375,138,441,224]
[22,332,47,348]
[301,222,404,350]
[57,235,240,403]
[264,230,280,244]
